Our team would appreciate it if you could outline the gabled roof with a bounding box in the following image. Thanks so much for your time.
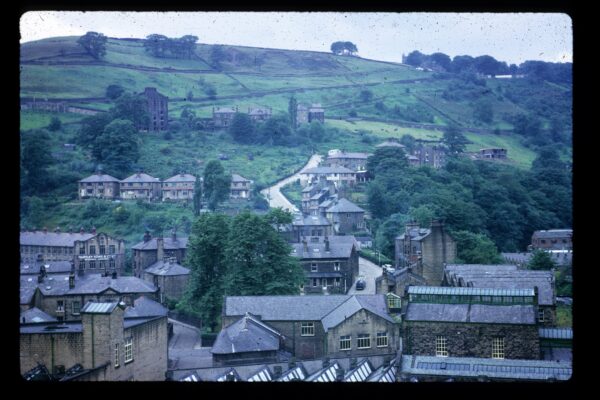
[120,173,160,183]
[343,359,374,382]
[368,360,398,382]
[31,273,157,297]
[291,235,356,260]
[20,231,95,247]
[321,295,395,332]
[79,173,120,183]
[276,365,308,382]
[301,166,355,175]
[81,301,120,314]
[212,313,282,355]
[532,229,572,239]
[21,261,72,275]
[131,236,188,251]
[247,366,273,382]
[163,173,196,183]
[124,296,168,318]
[231,174,252,183]
[326,198,365,213]
[405,303,536,325]
[144,259,190,276]
[327,152,371,160]
[292,214,331,227]
[20,307,57,323]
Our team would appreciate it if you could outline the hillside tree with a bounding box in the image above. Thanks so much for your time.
[228,113,255,144]
[193,175,203,216]
[106,84,125,100]
[21,129,54,194]
[111,93,150,131]
[288,96,298,130]
[442,123,470,155]
[93,119,140,176]
[203,160,231,210]
[77,32,108,59]
[452,230,503,264]
[527,249,557,271]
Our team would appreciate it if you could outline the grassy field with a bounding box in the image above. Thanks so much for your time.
[556,304,572,328]
[20,110,86,130]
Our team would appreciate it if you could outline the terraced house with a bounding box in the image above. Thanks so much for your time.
[78,173,120,200]
[162,173,197,201]
[120,173,162,200]
[230,174,253,199]
[299,166,356,188]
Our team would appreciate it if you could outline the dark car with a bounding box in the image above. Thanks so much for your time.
[355,279,366,290]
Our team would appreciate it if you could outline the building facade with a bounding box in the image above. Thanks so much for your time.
[120,173,162,200]
[162,173,197,201]
[230,174,253,199]
[20,230,95,264]
[132,231,188,278]
[140,87,168,132]
[325,198,366,235]
[73,231,126,276]
[412,143,446,169]
[530,229,573,251]
[78,174,120,200]
[142,258,190,302]
[300,166,357,188]
[478,148,507,159]
[247,107,272,123]
[213,106,238,128]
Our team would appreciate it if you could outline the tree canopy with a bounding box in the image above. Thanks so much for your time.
[144,34,198,59]
[92,119,140,176]
[203,160,231,210]
[330,41,358,56]
[77,32,107,59]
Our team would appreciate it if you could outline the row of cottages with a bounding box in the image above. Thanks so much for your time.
[296,103,325,127]
[217,294,399,362]
[79,172,253,201]
[212,106,273,128]
[324,150,370,172]
[20,298,169,381]
[291,235,359,295]
[299,166,356,188]
[20,229,126,275]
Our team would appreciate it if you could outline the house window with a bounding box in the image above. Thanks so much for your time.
[89,260,96,269]
[312,278,318,287]
[89,245,96,255]
[301,322,315,336]
[376,332,388,348]
[538,309,545,322]
[436,336,448,357]
[311,263,318,272]
[109,259,116,269]
[79,246,85,255]
[99,245,106,255]
[387,294,402,309]
[56,300,64,312]
[109,245,116,254]
[340,335,351,351]
[124,337,133,363]
[114,343,120,367]
[72,301,81,315]
[334,262,340,271]
[357,334,371,349]
[99,261,106,271]
[334,277,341,287]
[492,337,505,359]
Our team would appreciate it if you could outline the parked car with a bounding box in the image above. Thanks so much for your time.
[355,279,366,290]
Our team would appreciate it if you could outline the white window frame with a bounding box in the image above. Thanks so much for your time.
[376,332,388,348]
[340,335,351,351]
[436,336,448,357]
[114,343,120,367]
[357,334,371,349]
[492,337,505,359]
[334,262,340,271]
[124,337,133,363]
[311,263,318,272]
[301,322,315,336]
[72,300,81,315]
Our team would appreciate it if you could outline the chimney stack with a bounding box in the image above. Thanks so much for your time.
[143,231,151,243]
[157,237,164,262]
[91,226,96,235]
[69,274,75,289]
[80,227,85,234]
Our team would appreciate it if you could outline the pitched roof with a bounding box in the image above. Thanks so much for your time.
[291,235,356,260]
[20,307,57,323]
[21,261,72,275]
[81,301,120,314]
[306,362,341,382]
[20,322,84,335]
[120,173,160,183]
[301,166,355,175]
[30,273,157,297]
[20,231,95,247]
[532,229,572,239]
[20,275,38,305]
[276,365,308,381]
[131,236,188,251]
[405,303,536,325]
[401,355,572,381]
[367,359,398,382]
[163,173,196,183]
[326,198,365,213]
[292,214,331,227]
[231,173,252,183]
[321,295,395,331]
[247,366,273,382]
[144,259,190,276]
[79,173,120,183]
[211,314,282,355]
[327,152,371,160]
[124,296,168,318]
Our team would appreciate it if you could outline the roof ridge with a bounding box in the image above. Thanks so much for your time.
[318,295,354,321]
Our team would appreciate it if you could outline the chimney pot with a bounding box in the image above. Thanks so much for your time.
[43,227,47,233]
[111,272,117,279]
[91,227,96,234]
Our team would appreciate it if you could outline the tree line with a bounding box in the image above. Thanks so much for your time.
[143,34,199,59]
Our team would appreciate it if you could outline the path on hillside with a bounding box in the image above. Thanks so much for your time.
[260,154,323,213]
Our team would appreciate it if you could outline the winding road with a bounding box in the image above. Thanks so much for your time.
[260,153,323,213]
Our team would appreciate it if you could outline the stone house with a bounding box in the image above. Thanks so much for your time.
[131,231,188,278]
[247,107,272,123]
[412,142,446,169]
[308,104,325,123]
[478,148,507,159]
[325,151,371,172]
[73,231,126,276]
[230,174,253,199]
[120,173,162,200]
[530,229,573,251]
[291,235,359,295]
[213,106,238,128]
[78,173,120,200]
[20,229,95,264]
[375,266,428,297]
[443,264,557,327]
[394,220,456,286]
[222,294,399,360]
[290,214,333,243]
[299,166,356,188]
[143,257,190,303]
[140,87,168,132]
[162,173,197,201]
[20,299,168,381]
[325,198,366,235]
[403,286,541,360]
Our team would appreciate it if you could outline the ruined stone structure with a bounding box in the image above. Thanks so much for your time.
[140,87,168,132]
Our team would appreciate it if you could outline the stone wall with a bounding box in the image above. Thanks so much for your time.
[124,317,168,380]
[20,331,84,374]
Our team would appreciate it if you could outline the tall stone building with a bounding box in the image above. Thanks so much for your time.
[213,106,238,128]
[394,220,456,286]
[132,230,188,278]
[325,198,366,235]
[73,231,126,276]
[20,229,94,264]
[230,174,253,199]
[142,257,190,302]
[140,87,168,132]
[412,142,446,169]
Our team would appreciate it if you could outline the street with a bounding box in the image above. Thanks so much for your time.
[168,319,213,370]
[347,257,383,295]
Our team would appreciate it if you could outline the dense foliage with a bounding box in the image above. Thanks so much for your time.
[144,34,198,59]
[77,32,107,59]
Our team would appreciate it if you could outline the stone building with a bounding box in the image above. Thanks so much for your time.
[296,103,325,127]
[213,106,238,128]
[230,174,253,199]
[403,286,541,360]
[299,166,356,188]
[412,142,446,169]
[20,229,94,264]
[143,257,190,303]
[140,87,168,132]
[78,173,120,200]
[120,173,162,200]
[375,266,428,297]
[530,229,573,251]
[394,220,456,286]
[132,230,188,278]
[301,183,335,215]
[247,107,272,123]
[23,267,158,322]
[478,148,507,159]
[325,151,371,172]
[443,264,557,327]
[20,299,168,381]
[290,214,333,243]
[325,198,366,235]
[162,173,197,201]
[73,231,126,276]
[291,235,359,295]
[539,328,572,362]
[222,294,399,360]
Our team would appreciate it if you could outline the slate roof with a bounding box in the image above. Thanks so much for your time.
[532,229,572,239]
[405,303,536,325]
[225,295,394,331]
[163,173,196,183]
[131,236,189,251]
[20,322,83,335]
[28,273,157,297]
[20,307,57,323]
[120,173,160,183]
[343,359,374,382]
[444,264,518,272]
[79,173,120,183]
[301,166,355,175]
[80,302,120,314]
[401,355,572,381]
[20,275,38,305]
[408,286,535,297]
[326,198,365,213]
[292,214,331,227]
[211,314,282,355]
[367,361,397,382]
[124,296,168,318]
[539,328,573,340]
[291,235,356,260]
[20,231,95,247]
[21,261,72,275]
[381,267,428,286]
[276,365,308,381]
[231,174,252,183]
[144,259,190,276]
[327,152,370,160]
